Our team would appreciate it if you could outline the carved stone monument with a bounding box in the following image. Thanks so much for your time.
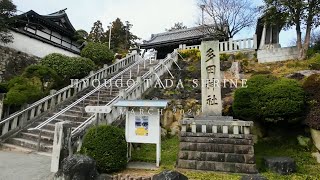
[177,40,257,174]
[200,40,222,116]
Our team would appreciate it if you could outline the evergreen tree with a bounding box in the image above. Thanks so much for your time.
[106,18,139,53]
[0,0,16,44]
[88,20,106,43]
[74,29,88,45]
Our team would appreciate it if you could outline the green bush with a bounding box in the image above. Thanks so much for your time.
[80,125,127,173]
[41,53,96,83]
[4,76,43,106]
[81,42,114,66]
[233,75,305,123]
[23,65,60,91]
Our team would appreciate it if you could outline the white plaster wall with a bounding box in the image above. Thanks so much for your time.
[1,31,80,58]
[258,47,299,63]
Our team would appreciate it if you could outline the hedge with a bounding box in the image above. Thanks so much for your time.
[81,42,114,66]
[233,75,305,123]
[41,53,96,83]
[80,125,127,173]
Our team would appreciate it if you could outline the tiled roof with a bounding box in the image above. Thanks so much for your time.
[143,25,215,46]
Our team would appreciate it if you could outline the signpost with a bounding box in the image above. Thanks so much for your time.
[200,40,223,116]
[113,100,168,167]
[86,100,168,168]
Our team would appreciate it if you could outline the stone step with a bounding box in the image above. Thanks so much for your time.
[83,99,111,105]
[20,132,53,144]
[51,113,90,122]
[8,138,52,152]
[28,129,55,137]
[1,143,35,153]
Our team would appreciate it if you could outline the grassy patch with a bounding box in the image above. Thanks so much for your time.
[131,135,320,180]
[256,136,320,180]
[244,55,320,78]
[131,136,179,170]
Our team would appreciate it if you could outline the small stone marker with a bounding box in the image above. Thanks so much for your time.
[200,40,222,116]
[263,157,297,175]
[241,174,267,180]
[153,170,188,180]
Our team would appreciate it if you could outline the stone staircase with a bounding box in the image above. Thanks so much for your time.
[1,59,158,153]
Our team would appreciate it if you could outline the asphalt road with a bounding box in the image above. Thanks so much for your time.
[0,151,53,180]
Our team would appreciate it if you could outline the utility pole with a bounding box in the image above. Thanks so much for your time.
[200,5,205,25]
[107,25,112,49]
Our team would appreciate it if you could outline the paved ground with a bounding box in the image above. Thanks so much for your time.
[0,150,53,180]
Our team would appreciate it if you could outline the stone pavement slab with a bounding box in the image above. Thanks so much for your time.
[0,150,53,180]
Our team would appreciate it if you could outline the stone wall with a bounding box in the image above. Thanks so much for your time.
[0,45,40,82]
[177,132,257,174]
[258,47,299,63]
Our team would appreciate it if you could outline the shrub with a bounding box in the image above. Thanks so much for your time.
[304,74,320,130]
[41,53,96,83]
[178,49,201,61]
[23,65,60,91]
[306,106,320,130]
[81,42,114,66]
[235,52,246,60]
[220,53,231,61]
[309,54,320,70]
[303,74,320,100]
[80,125,127,173]
[4,76,43,106]
[233,75,305,123]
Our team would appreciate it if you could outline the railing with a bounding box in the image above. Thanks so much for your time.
[29,54,143,132]
[181,118,253,135]
[219,35,257,53]
[179,35,257,53]
[179,44,200,50]
[70,50,178,139]
[0,53,138,140]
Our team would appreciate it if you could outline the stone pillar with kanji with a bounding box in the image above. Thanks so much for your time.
[200,40,222,116]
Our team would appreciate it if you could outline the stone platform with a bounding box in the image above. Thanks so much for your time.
[177,117,257,174]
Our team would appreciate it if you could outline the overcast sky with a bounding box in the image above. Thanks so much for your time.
[12,0,296,46]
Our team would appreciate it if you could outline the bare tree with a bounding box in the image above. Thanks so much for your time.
[198,0,258,39]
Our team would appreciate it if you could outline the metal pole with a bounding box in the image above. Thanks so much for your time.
[200,5,205,25]
[108,26,112,49]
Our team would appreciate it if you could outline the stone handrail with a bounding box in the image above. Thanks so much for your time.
[181,118,254,135]
[29,54,142,131]
[179,35,257,53]
[0,53,137,140]
[70,50,178,140]
[219,35,257,53]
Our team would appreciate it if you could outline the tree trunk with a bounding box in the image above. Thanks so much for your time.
[296,25,304,60]
[303,0,316,60]
[303,25,312,60]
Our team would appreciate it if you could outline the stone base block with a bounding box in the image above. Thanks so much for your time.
[263,157,296,175]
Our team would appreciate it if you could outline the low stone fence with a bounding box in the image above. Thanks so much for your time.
[177,117,257,174]
[258,47,299,63]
